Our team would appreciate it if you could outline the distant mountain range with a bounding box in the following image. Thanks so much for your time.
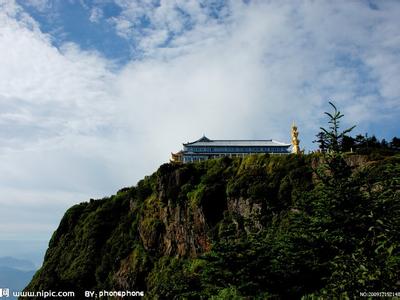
[0,256,35,271]
[0,256,36,299]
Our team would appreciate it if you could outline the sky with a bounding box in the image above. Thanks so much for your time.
[0,0,399,264]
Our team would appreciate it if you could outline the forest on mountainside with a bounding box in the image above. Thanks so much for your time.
[26,104,400,298]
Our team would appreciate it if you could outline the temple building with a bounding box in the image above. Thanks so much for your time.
[171,135,292,163]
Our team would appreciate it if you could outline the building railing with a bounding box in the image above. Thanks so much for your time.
[182,152,289,163]
[184,146,289,153]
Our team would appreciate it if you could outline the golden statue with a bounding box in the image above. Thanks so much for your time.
[291,122,300,154]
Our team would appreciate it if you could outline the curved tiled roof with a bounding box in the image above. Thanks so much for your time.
[183,136,291,147]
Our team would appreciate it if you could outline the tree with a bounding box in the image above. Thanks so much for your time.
[367,135,380,148]
[354,134,366,149]
[381,138,388,149]
[341,135,356,152]
[390,137,400,149]
[319,101,356,153]
[314,102,357,186]
[313,132,328,152]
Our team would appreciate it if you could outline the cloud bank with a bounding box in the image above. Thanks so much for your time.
[0,0,399,241]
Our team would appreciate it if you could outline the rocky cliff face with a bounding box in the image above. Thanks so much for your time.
[27,155,307,292]
[26,153,400,298]
[138,165,212,258]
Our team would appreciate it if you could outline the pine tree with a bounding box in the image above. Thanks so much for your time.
[319,101,355,153]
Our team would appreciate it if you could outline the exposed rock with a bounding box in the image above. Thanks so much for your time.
[227,197,263,232]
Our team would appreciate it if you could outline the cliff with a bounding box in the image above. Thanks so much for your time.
[26,153,400,298]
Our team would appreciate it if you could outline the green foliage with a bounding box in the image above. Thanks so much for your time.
[210,286,243,299]
[27,150,400,299]
[27,191,140,295]
[318,101,356,152]
[146,257,203,299]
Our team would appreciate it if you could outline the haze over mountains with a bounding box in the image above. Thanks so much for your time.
[0,240,46,298]
[0,256,36,299]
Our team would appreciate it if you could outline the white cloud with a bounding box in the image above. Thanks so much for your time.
[0,0,400,246]
[89,6,103,23]
[23,0,51,12]
[0,0,121,241]
[0,2,115,150]
[109,0,231,54]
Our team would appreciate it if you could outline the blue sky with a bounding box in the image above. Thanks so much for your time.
[0,0,399,263]
[17,0,131,63]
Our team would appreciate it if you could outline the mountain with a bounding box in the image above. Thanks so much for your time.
[0,258,36,299]
[26,153,400,298]
[0,266,35,289]
[0,257,35,271]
